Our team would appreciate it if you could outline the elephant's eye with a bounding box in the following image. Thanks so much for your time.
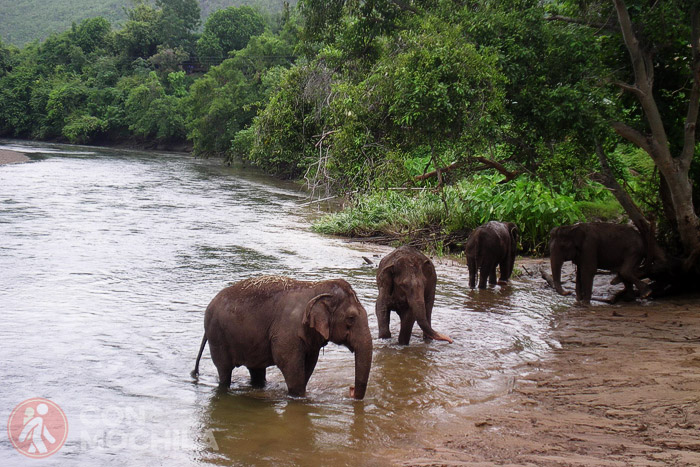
[346,315,356,327]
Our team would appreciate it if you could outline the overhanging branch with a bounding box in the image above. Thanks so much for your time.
[545,14,618,32]
[414,157,521,183]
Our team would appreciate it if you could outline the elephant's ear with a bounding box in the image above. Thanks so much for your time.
[377,264,394,295]
[422,259,435,280]
[507,223,519,238]
[303,293,333,340]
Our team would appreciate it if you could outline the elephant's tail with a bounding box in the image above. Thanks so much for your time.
[191,334,207,379]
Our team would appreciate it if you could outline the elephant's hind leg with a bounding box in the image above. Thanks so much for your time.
[215,363,233,389]
[248,368,266,388]
[478,262,491,289]
[209,342,234,388]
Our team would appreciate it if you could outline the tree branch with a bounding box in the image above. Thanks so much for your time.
[473,157,521,183]
[613,0,671,156]
[413,157,521,183]
[414,161,461,181]
[389,0,418,14]
[591,141,649,231]
[614,80,645,97]
[610,121,653,154]
[545,14,617,32]
[681,6,700,170]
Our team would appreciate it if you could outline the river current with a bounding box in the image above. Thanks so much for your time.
[0,141,569,466]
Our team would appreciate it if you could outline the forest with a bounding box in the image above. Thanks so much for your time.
[1,0,699,286]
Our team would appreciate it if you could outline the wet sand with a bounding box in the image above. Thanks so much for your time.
[396,260,700,466]
[0,149,30,164]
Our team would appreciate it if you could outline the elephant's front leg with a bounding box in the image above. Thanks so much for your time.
[397,311,415,345]
[488,265,498,285]
[275,348,308,397]
[575,258,595,305]
[375,294,392,339]
[304,350,320,386]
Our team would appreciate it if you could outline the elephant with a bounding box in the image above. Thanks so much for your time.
[375,246,453,345]
[549,222,651,304]
[192,276,373,400]
[465,221,518,289]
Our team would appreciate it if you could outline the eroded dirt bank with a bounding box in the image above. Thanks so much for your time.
[396,267,700,466]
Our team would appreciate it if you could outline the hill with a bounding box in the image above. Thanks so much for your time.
[0,0,295,46]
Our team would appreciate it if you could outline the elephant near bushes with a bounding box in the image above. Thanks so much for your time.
[375,246,453,345]
[192,276,372,399]
[549,222,651,305]
[465,221,518,289]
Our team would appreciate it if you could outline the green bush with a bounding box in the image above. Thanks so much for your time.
[314,174,587,254]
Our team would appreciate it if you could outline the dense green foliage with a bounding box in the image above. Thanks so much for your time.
[313,174,589,253]
[1,0,698,255]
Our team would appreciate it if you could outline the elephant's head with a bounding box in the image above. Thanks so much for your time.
[303,280,373,399]
[549,224,585,295]
[378,257,452,344]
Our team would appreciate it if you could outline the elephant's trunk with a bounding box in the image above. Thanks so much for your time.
[550,253,570,296]
[351,332,373,400]
[414,300,453,343]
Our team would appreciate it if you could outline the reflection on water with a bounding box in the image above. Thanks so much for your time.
[0,140,570,466]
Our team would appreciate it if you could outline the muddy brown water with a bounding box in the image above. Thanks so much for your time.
[1,141,573,466]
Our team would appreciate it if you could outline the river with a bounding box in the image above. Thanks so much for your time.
[0,141,569,466]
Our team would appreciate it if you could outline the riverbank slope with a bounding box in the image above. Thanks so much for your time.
[396,288,700,466]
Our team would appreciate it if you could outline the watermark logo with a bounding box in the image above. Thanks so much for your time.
[7,398,68,458]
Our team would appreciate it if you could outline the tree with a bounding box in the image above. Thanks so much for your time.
[196,6,266,67]
[72,17,111,54]
[549,1,700,267]
[155,0,200,50]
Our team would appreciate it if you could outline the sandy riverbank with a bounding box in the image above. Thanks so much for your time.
[395,267,700,466]
[0,149,30,164]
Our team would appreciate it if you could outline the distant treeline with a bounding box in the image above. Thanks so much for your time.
[0,0,298,46]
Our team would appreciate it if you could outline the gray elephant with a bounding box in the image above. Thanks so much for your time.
[465,221,518,289]
[549,222,650,304]
[192,276,373,399]
[375,246,453,345]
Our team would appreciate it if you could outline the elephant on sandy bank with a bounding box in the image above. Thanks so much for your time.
[465,221,518,289]
[192,276,372,399]
[375,246,453,345]
[549,222,650,305]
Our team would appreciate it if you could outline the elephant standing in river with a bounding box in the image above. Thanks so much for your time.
[549,222,650,305]
[192,276,373,399]
[466,221,518,289]
[375,246,453,345]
